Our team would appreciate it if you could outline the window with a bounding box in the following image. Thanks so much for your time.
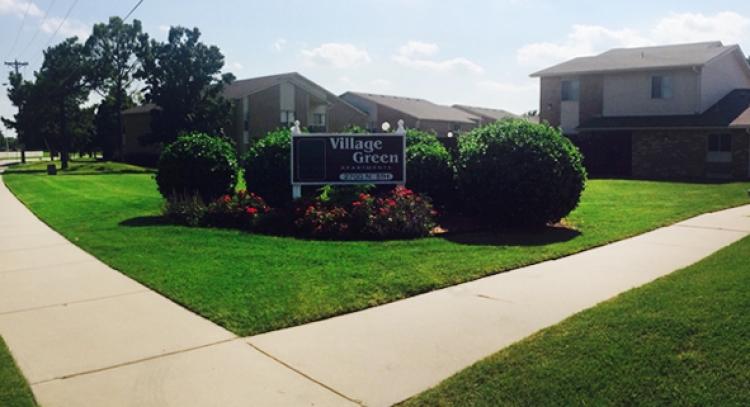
[707,133,732,163]
[280,110,295,124]
[561,80,580,101]
[312,113,326,125]
[651,75,673,99]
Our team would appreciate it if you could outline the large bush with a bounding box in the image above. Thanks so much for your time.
[155,133,238,202]
[405,129,457,210]
[242,128,292,208]
[456,119,586,228]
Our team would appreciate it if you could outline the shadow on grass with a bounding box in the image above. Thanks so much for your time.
[119,216,170,227]
[441,226,581,247]
[6,169,154,176]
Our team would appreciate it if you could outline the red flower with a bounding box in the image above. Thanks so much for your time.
[246,207,258,214]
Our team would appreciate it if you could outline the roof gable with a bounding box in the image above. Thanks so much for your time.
[531,42,741,77]
[222,72,329,100]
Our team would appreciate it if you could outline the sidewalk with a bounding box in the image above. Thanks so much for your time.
[2,164,749,407]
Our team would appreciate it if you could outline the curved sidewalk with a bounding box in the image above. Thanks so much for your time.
[2,164,750,407]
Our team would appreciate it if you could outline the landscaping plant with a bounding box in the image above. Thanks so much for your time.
[456,119,587,228]
[405,129,457,210]
[242,128,293,208]
[155,132,238,202]
[293,187,435,240]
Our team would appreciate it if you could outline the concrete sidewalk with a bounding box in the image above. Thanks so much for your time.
[1,163,749,407]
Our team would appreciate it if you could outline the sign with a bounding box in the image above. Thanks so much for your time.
[291,133,406,185]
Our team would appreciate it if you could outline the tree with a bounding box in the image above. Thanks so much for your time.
[85,17,148,160]
[136,26,235,146]
[37,38,92,168]
[2,71,38,161]
[92,88,136,158]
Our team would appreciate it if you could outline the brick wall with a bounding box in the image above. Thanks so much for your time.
[632,130,750,180]
[539,77,561,128]
[579,75,603,125]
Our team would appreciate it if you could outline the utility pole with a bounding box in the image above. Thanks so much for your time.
[4,59,28,73]
[5,59,29,163]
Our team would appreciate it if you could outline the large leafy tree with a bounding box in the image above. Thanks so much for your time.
[136,26,235,146]
[20,38,92,169]
[85,17,147,160]
[1,72,44,161]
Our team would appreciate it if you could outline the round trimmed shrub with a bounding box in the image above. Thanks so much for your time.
[456,119,586,228]
[156,133,238,202]
[242,128,292,208]
[405,129,457,210]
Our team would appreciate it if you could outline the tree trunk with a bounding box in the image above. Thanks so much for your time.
[60,97,69,170]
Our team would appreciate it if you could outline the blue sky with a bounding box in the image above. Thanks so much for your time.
[2,0,750,138]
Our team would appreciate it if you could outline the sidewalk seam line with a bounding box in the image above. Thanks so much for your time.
[0,259,99,276]
[0,242,71,253]
[246,342,365,407]
[673,224,750,234]
[0,289,151,316]
[30,337,239,386]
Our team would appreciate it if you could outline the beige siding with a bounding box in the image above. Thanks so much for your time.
[560,101,579,134]
[603,69,699,116]
[700,53,750,113]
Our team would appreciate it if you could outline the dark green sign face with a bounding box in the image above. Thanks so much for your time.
[292,134,406,185]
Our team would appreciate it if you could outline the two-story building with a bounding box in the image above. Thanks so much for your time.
[531,41,750,179]
[122,72,368,164]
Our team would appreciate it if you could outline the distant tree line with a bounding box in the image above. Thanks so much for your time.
[1,17,234,169]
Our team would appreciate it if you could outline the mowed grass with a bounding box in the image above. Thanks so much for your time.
[3,161,750,336]
[400,235,750,407]
[0,336,38,407]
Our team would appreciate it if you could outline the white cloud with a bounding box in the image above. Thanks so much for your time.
[517,11,750,71]
[302,43,371,69]
[0,0,42,18]
[273,38,286,52]
[158,25,170,32]
[339,76,356,87]
[476,80,536,93]
[392,41,484,74]
[40,17,90,40]
[229,62,243,70]
[517,25,652,69]
[397,41,438,58]
[372,78,391,87]
[651,12,750,45]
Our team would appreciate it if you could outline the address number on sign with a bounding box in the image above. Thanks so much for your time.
[339,173,394,181]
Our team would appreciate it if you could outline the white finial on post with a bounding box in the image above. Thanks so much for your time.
[381,122,391,132]
[292,120,302,135]
[396,119,406,135]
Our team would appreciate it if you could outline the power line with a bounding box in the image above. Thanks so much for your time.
[18,0,59,59]
[123,0,145,22]
[28,0,80,68]
[5,0,35,61]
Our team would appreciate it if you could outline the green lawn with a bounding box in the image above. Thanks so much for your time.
[400,234,750,407]
[3,161,749,336]
[0,336,38,407]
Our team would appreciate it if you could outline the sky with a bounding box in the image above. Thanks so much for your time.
[1,0,750,138]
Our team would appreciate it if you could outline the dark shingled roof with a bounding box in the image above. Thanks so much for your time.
[452,104,519,121]
[222,72,327,100]
[531,42,739,77]
[342,92,481,123]
[578,89,750,131]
